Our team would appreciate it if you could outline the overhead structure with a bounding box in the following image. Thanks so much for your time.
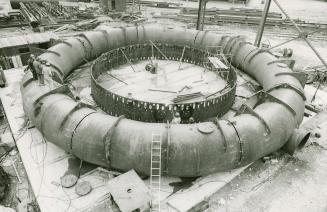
[255,0,327,102]
[20,25,308,177]
[254,0,272,47]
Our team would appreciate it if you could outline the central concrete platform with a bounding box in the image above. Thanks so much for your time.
[97,60,227,104]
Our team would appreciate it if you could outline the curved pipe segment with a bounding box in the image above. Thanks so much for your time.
[282,128,311,155]
[20,25,305,177]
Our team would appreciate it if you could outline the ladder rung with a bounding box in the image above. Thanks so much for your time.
[151,183,160,186]
[152,154,161,157]
[151,168,160,170]
[152,143,161,146]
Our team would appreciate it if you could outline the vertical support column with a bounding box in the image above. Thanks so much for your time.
[196,0,207,31]
[115,0,126,12]
[254,0,272,47]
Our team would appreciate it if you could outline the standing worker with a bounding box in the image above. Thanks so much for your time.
[171,112,181,124]
[26,54,37,80]
[33,58,44,85]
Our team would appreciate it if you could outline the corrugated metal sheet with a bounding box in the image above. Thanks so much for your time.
[0,32,59,49]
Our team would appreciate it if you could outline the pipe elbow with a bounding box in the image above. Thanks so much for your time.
[282,128,311,155]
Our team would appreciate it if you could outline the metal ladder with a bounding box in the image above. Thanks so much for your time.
[150,133,162,212]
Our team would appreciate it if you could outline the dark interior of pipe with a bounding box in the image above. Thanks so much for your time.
[298,132,311,150]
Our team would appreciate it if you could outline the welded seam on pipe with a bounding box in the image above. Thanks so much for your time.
[58,40,73,47]
[70,111,97,151]
[103,115,125,167]
[39,97,72,136]
[247,49,273,64]
[59,102,95,130]
[226,119,243,163]
[214,117,228,152]
[33,85,73,107]
[267,83,306,101]
[48,63,64,76]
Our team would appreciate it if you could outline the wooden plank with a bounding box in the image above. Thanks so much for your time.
[208,57,228,70]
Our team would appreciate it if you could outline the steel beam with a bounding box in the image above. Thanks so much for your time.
[254,0,272,47]
[272,0,327,69]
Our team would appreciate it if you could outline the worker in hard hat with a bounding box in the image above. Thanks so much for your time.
[171,112,181,124]
[33,58,44,85]
[26,54,37,80]
[43,62,53,89]
[188,117,195,124]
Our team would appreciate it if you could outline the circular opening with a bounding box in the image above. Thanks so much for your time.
[127,188,132,193]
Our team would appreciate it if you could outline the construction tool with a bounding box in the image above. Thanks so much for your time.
[11,159,22,184]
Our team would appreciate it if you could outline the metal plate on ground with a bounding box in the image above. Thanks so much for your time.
[107,170,151,212]
[75,181,92,196]
[60,174,78,188]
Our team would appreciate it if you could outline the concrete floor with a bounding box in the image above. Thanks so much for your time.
[98,60,227,104]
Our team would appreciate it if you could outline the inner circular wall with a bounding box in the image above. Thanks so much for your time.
[91,43,237,123]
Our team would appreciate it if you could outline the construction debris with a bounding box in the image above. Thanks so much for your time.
[304,65,327,84]
[173,92,204,103]
[153,7,327,30]
[127,0,182,9]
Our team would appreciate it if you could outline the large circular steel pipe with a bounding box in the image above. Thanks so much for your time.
[20,25,305,177]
